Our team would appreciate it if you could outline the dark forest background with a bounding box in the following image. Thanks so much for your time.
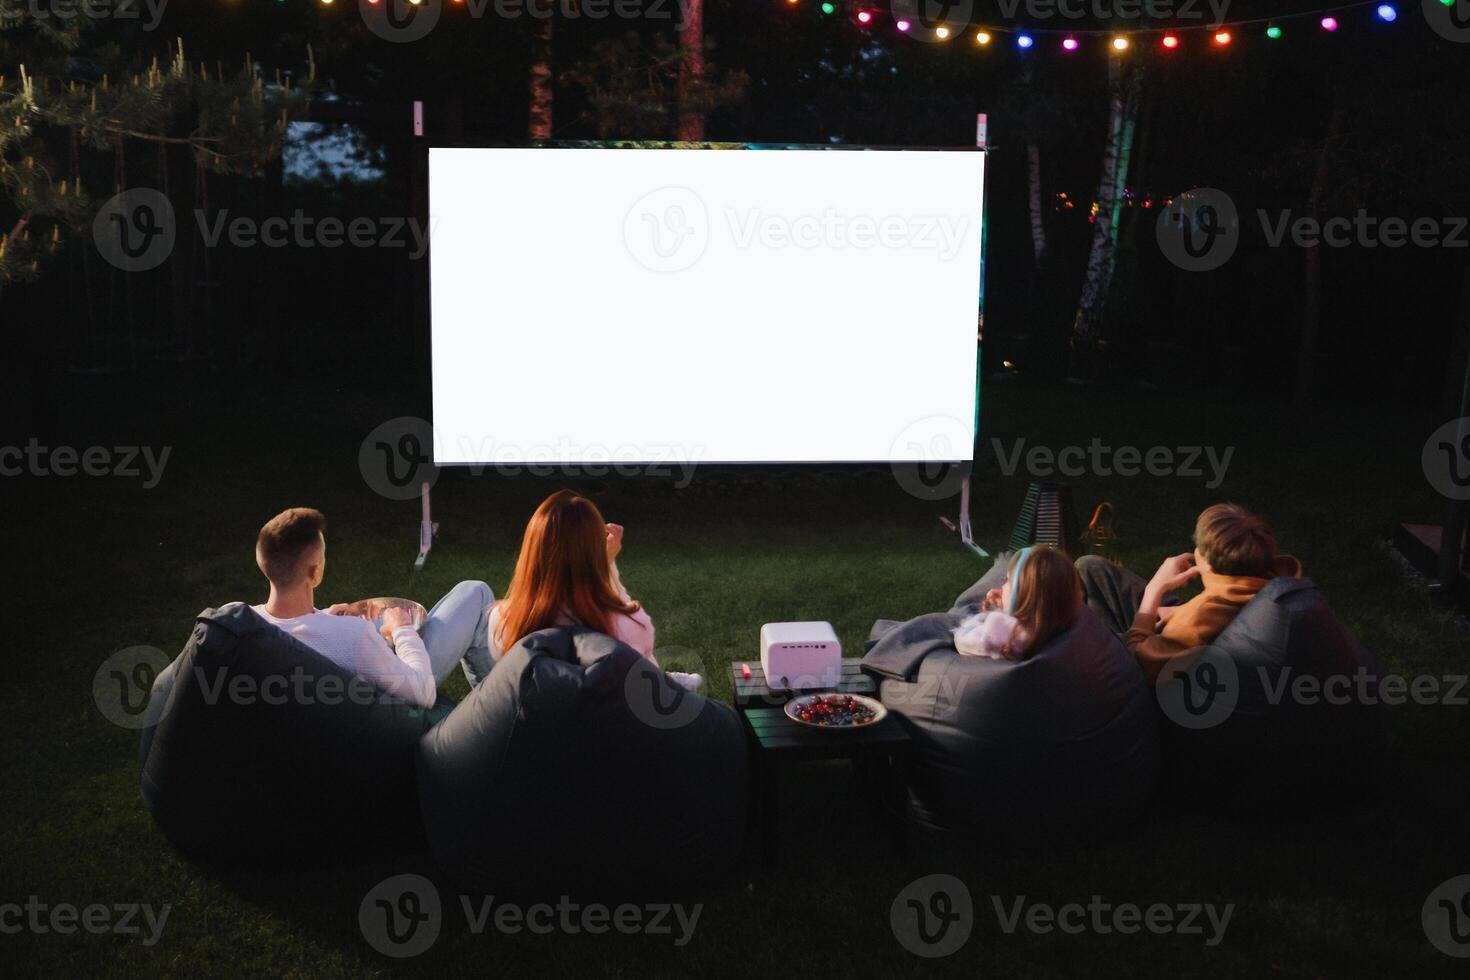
[4,0,1470,438]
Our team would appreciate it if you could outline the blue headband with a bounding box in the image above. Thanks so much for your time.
[1007,547,1035,615]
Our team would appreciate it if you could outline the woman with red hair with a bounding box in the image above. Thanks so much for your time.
[475,490,699,687]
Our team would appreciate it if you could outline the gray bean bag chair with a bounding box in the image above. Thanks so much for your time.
[138,602,448,863]
[417,627,748,897]
[1153,576,1384,812]
[863,566,1159,838]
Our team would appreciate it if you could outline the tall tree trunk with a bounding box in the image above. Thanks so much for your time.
[676,0,706,141]
[1069,57,1139,379]
[1022,60,1046,268]
[1098,67,1141,298]
[527,4,554,141]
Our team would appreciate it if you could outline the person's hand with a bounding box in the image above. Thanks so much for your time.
[606,522,625,561]
[982,588,1004,612]
[380,606,413,640]
[1140,552,1200,617]
[1157,605,1180,624]
[1150,552,1201,593]
[325,603,352,616]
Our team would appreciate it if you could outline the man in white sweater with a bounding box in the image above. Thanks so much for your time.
[250,507,492,708]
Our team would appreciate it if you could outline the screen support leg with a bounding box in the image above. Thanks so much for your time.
[958,475,988,559]
[414,481,438,571]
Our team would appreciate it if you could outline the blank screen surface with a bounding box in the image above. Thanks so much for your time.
[429,147,984,466]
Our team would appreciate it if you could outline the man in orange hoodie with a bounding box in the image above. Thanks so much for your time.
[1076,503,1303,682]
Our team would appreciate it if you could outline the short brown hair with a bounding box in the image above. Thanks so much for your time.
[1193,503,1276,577]
[255,507,326,588]
[1009,545,1082,657]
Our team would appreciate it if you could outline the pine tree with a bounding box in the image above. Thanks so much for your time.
[0,5,311,291]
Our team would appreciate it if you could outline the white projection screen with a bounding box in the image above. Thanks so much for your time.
[429,146,985,466]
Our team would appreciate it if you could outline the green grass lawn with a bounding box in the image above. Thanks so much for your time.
[6,378,1469,978]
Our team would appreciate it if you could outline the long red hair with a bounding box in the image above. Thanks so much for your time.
[493,490,640,651]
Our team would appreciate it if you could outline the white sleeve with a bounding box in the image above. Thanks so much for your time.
[350,622,437,709]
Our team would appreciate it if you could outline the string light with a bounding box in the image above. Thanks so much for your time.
[759,2,1405,58]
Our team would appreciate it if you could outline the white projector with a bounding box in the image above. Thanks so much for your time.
[760,621,842,691]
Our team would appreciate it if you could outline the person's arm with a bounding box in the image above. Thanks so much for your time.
[1122,625,1190,683]
[351,609,436,708]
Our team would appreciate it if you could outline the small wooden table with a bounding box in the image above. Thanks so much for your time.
[729,660,911,861]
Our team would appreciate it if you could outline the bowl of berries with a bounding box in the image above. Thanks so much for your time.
[784,692,887,729]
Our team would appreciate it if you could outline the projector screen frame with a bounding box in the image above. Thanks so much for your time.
[426,140,987,470]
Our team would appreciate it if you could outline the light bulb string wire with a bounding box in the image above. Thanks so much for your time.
[858,0,1394,35]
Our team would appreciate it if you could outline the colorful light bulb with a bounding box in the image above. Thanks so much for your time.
[896,18,910,30]
[1161,33,1179,49]
[1320,16,1338,30]
[974,30,991,44]
[1213,30,1231,45]
[1266,24,1282,38]
[1016,32,1034,48]
[856,9,872,23]
[1062,36,1079,51]
[1111,36,1129,51]
[1376,3,1397,20]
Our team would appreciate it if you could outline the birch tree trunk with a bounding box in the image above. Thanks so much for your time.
[1023,60,1046,268]
[1097,67,1141,299]
[527,3,554,141]
[676,0,706,142]
[1069,56,1138,379]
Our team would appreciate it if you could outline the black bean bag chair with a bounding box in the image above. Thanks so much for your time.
[1153,576,1384,812]
[417,627,748,897]
[862,571,1159,839]
[138,602,448,864]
